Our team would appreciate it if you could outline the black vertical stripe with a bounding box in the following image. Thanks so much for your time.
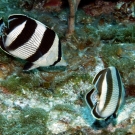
[101,68,113,112]
[8,15,28,34]
[26,50,42,62]
[26,28,56,62]
[39,28,55,55]
[96,69,107,97]
[6,18,37,51]
[92,69,106,84]
[114,68,122,113]
[86,88,96,108]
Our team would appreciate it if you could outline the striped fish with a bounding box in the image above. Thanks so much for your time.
[85,66,125,120]
[0,14,67,71]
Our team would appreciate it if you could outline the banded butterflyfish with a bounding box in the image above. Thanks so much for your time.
[85,66,125,120]
[0,14,67,71]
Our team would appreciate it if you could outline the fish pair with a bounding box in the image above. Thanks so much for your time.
[0,14,125,120]
[85,66,125,120]
[0,14,67,71]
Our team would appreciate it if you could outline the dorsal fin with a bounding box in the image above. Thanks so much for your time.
[92,69,107,84]
[8,14,28,20]
[8,14,28,34]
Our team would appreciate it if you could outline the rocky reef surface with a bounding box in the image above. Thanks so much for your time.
[0,0,135,134]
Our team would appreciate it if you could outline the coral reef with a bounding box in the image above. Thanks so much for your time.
[43,0,62,11]
[83,1,116,16]
[0,0,135,134]
[0,107,50,135]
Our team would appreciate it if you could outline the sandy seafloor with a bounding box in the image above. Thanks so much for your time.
[0,0,135,134]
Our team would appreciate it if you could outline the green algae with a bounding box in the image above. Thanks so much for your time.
[1,75,21,93]
[52,104,76,114]
[0,0,21,18]
[0,73,42,94]
[20,107,48,125]
[101,44,135,74]
[111,128,127,135]
[56,73,92,88]
[75,25,99,45]
[100,129,111,135]
[0,50,12,63]
[99,26,117,40]
[0,107,49,135]
[67,73,92,85]
[114,25,135,43]
[0,115,7,134]
[39,88,53,97]
[54,73,92,98]
[99,24,135,43]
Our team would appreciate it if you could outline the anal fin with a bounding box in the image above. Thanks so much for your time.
[23,62,39,71]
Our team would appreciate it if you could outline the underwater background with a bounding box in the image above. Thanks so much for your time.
[0,0,135,134]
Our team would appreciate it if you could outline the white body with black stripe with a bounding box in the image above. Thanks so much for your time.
[85,66,125,120]
[0,14,66,71]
